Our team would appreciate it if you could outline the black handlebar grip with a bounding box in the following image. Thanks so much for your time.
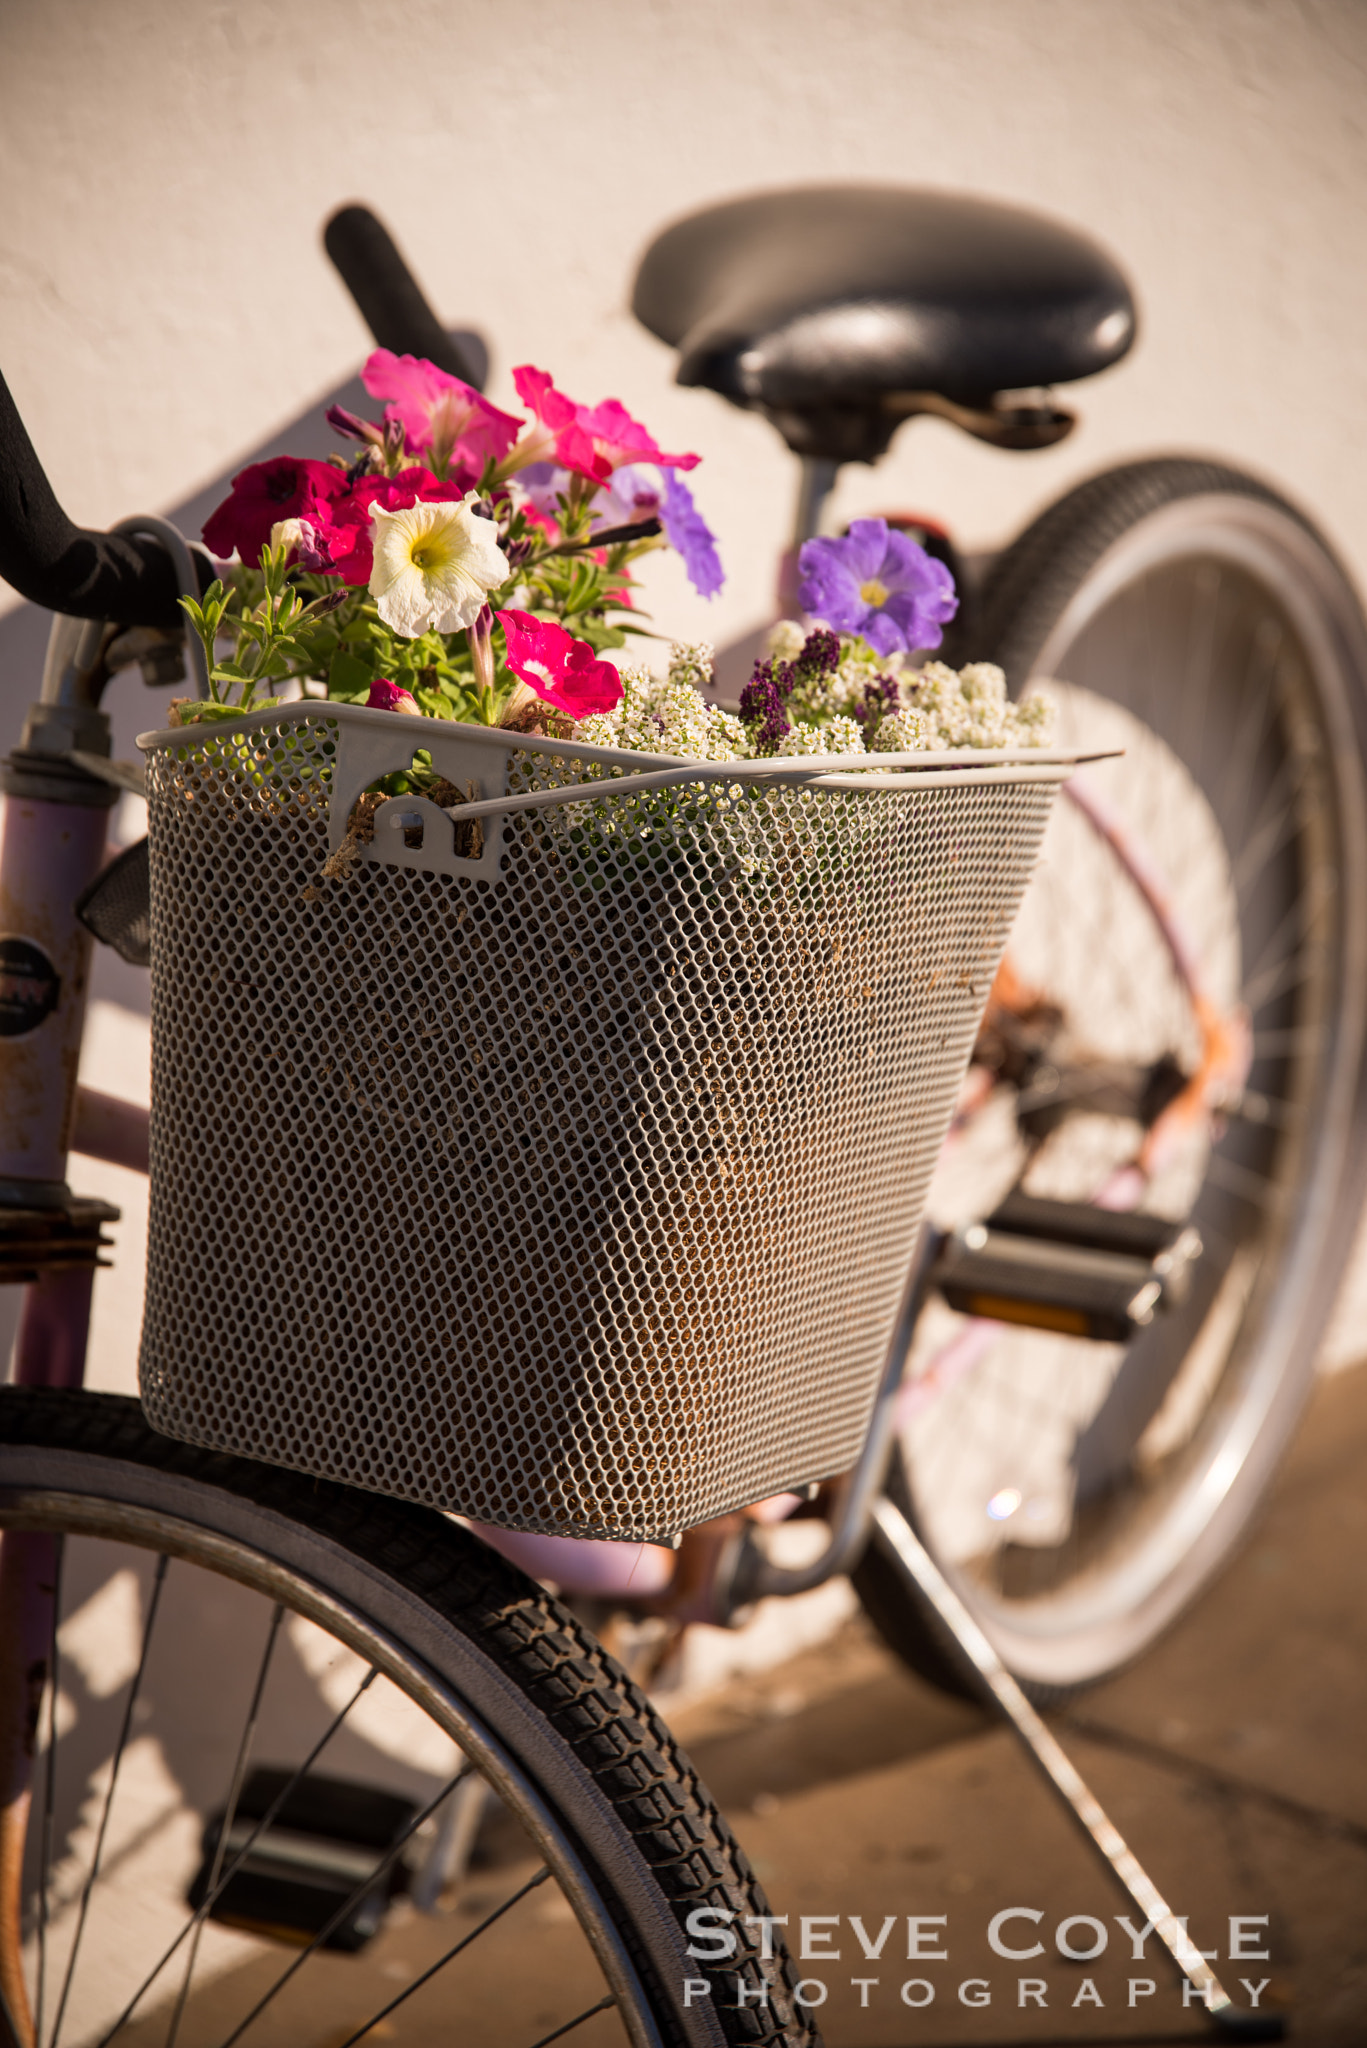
[0,371,199,626]
[324,205,486,391]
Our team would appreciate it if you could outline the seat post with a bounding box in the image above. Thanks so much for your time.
[792,455,840,548]
[774,455,843,618]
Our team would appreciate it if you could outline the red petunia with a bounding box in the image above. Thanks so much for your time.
[496,610,623,718]
[202,457,350,565]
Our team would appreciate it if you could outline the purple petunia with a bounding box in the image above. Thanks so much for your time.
[797,518,957,655]
[661,470,724,599]
[515,460,724,600]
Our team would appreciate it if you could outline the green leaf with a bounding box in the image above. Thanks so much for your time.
[329,649,374,701]
[413,687,456,720]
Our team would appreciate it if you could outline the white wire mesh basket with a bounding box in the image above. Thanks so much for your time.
[137,702,1076,1540]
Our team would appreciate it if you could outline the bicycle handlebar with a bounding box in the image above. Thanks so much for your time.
[324,205,485,389]
[0,370,201,627]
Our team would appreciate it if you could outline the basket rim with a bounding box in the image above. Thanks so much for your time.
[137,697,1113,786]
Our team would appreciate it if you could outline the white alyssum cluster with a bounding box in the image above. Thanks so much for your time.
[908,662,1031,748]
[577,648,746,762]
[765,620,807,663]
[777,716,866,757]
[871,706,935,752]
[870,663,1056,752]
[573,638,1054,764]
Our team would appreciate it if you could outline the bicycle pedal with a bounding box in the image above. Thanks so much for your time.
[190,1768,420,1953]
[984,1189,1186,1262]
[931,1199,1201,1342]
[0,1193,120,1284]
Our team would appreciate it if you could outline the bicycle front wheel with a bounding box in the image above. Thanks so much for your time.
[0,1388,814,2048]
[856,460,1367,1697]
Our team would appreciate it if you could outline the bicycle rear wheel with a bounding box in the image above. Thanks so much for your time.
[0,1387,814,2048]
[855,460,1367,1697]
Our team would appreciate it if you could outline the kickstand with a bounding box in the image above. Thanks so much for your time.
[872,1499,1285,2041]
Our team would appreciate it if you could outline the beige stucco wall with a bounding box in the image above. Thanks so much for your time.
[1,0,1364,652]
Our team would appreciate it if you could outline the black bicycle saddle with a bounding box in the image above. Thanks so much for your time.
[632,185,1137,462]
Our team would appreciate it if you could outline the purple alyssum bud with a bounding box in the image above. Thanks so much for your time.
[739,656,794,754]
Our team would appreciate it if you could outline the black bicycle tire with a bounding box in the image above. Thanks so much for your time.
[981,457,1356,678]
[0,1386,817,2048]
[854,457,1367,1703]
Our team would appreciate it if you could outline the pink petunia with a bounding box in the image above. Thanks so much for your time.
[366,678,421,715]
[202,457,350,565]
[496,610,624,718]
[504,367,699,486]
[507,366,602,481]
[575,398,699,479]
[361,350,521,474]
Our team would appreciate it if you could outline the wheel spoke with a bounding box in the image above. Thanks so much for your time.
[1202,1149,1289,1210]
[329,1866,552,2048]
[50,1551,169,2048]
[214,1771,466,2048]
[98,1664,381,2045]
[162,1604,284,2048]
[34,1533,64,2048]
[1215,617,1285,838]
[527,1995,619,2047]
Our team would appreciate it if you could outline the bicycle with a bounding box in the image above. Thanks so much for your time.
[1,182,1363,2048]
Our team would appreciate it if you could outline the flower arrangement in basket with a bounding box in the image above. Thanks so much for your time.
[137,351,1075,1537]
[179,347,1056,804]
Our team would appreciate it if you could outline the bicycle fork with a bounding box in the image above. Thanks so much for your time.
[0,623,122,2047]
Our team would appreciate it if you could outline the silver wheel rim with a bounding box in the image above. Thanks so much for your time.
[902,495,1367,1687]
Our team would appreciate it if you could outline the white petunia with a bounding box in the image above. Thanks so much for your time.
[368,495,508,638]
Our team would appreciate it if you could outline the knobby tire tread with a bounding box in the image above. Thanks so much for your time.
[978,456,1338,677]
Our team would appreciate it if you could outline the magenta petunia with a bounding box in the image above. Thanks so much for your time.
[366,678,421,715]
[361,350,521,474]
[202,457,349,565]
[496,610,624,718]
